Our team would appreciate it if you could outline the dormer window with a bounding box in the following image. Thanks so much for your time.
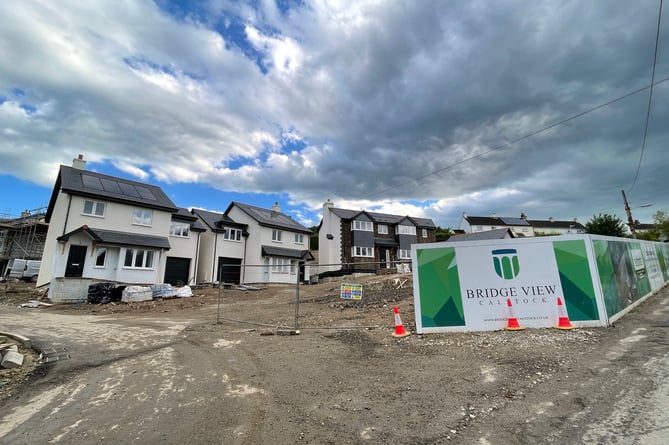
[170,222,190,237]
[397,225,416,235]
[352,220,373,231]
[224,227,242,241]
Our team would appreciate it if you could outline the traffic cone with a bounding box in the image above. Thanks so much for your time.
[392,306,410,338]
[554,297,574,330]
[504,298,525,331]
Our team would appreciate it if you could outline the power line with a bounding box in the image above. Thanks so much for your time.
[629,0,663,192]
[366,74,669,200]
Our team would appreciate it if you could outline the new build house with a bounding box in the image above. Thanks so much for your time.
[223,202,314,284]
[319,199,436,277]
[38,156,180,301]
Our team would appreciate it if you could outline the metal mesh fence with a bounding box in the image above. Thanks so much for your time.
[212,261,414,333]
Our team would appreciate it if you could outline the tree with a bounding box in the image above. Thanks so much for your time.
[584,213,627,237]
[435,226,454,242]
[651,211,669,240]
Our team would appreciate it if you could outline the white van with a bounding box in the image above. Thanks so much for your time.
[22,260,41,283]
[3,259,27,281]
[1,259,40,283]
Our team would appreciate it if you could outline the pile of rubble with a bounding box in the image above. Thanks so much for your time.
[0,336,27,369]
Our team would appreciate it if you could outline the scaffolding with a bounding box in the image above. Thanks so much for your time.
[0,207,48,271]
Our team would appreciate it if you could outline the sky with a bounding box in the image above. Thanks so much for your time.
[0,0,667,230]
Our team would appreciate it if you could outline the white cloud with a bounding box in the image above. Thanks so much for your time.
[0,0,667,227]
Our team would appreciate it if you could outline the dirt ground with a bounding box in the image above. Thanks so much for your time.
[3,274,666,443]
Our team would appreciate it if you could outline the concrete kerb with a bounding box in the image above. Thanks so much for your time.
[0,331,33,349]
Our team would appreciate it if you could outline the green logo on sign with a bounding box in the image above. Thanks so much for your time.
[492,249,520,280]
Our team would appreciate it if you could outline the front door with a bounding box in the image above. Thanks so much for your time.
[380,248,388,269]
[65,245,87,277]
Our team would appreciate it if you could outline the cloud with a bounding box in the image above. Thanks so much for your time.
[0,0,667,227]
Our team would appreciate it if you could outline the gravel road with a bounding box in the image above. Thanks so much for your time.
[1,276,668,444]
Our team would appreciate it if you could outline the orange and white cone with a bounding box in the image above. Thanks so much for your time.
[504,298,525,331]
[554,297,574,330]
[392,306,410,338]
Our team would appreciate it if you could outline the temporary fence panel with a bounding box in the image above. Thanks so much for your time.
[412,235,669,333]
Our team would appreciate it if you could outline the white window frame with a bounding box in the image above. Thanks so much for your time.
[398,249,411,259]
[224,227,242,241]
[352,246,374,258]
[123,248,155,269]
[421,228,428,238]
[270,257,293,273]
[170,222,190,237]
[132,208,153,226]
[378,224,388,234]
[94,247,107,268]
[272,229,283,242]
[398,225,417,235]
[294,233,304,244]
[82,200,106,217]
[352,220,373,231]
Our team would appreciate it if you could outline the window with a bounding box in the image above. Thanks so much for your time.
[294,233,304,244]
[83,200,105,217]
[95,247,107,267]
[352,246,374,257]
[170,222,190,237]
[421,228,428,238]
[398,225,417,235]
[123,248,155,269]
[271,257,292,273]
[378,225,388,234]
[272,230,283,242]
[398,249,411,259]
[132,208,153,226]
[223,227,242,241]
[352,220,373,231]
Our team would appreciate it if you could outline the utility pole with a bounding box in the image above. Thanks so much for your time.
[621,189,636,238]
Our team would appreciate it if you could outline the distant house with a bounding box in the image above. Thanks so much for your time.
[529,218,585,236]
[460,213,534,237]
[191,208,248,284]
[319,199,436,277]
[38,155,179,301]
[445,228,515,242]
[460,213,585,237]
[223,202,314,284]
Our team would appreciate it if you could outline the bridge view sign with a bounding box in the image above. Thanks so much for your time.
[411,235,669,333]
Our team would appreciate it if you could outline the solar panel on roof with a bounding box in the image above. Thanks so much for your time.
[118,182,140,198]
[100,178,122,194]
[136,186,157,201]
[82,174,104,190]
[500,217,531,226]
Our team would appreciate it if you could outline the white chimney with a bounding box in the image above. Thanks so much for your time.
[72,154,86,170]
[492,212,497,218]
[272,202,281,212]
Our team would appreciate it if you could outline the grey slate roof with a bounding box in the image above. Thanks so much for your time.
[58,226,172,249]
[47,165,177,221]
[329,208,436,228]
[445,228,515,242]
[261,245,315,261]
[529,219,585,230]
[228,202,312,234]
[374,238,399,247]
[191,208,246,232]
